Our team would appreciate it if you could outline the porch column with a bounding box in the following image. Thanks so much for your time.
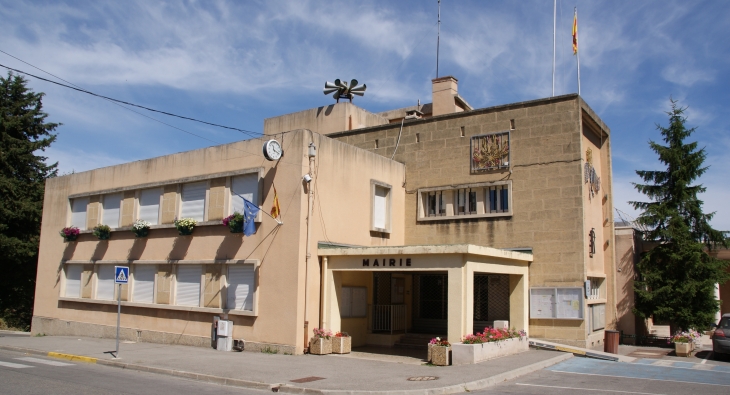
[509,273,528,335]
[447,266,468,342]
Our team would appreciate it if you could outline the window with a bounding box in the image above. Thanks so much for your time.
[101,193,122,228]
[176,265,201,307]
[487,185,510,213]
[64,265,82,298]
[371,181,391,233]
[70,197,88,229]
[227,265,254,311]
[133,265,156,304]
[138,188,161,225]
[418,181,512,221]
[96,265,115,300]
[427,191,445,217]
[587,277,604,300]
[340,286,367,318]
[180,182,206,221]
[230,174,258,215]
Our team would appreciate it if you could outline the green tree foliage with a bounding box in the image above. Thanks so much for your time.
[0,72,58,330]
[631,99,728,333]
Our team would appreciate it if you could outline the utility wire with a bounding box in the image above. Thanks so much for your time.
[0,62,262,139]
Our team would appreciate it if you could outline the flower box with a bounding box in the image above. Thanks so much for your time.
[431,345,451,366]
[452,337,529,365]
[59,227,80,242]
[675,342,692,357]
[310,337,332,355]
[332,335,351,354]
[93,224,111,240]
[174,218,197,236]
[132,219,151,238]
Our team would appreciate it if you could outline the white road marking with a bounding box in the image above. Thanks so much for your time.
[549,369,730,388]
[15,357,74,366]
[0,361,33,369]
[701,350,712,364]
[516,383,665,394]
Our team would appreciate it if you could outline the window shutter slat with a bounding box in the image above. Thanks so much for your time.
[71,198,89,229]
[176,265,201,307]
[139,189,161,225]
[133,265,156,304]
[181,183,206,221]
[102,194,122,227]
[96,265,115,300]
[227,265,254,311]
[231,174,258,214]
[65,265,82,298]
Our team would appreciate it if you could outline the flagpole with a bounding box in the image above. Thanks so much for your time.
[575,7,581,96]
[552,0,556,96]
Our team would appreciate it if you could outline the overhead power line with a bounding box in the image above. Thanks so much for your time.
[0,62,262,139]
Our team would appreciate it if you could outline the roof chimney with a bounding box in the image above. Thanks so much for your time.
[431,76,472,116]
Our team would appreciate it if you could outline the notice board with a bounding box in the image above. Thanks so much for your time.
[529,287,584,320]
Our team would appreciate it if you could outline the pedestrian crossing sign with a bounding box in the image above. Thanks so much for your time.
[114,266,129,284]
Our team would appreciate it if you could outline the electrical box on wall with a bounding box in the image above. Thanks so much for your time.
[217,320,233,337]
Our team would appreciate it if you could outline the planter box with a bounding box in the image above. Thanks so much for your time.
[427,343,433,362]
[309,337,332,355]
[452,337,529,365]
[332,336,351,354]
[431,345,450,366]
[675,342,692,357]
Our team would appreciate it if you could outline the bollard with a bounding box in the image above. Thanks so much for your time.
[604,330,619,354]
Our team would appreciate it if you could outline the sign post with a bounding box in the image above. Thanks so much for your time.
[113,266,129,358]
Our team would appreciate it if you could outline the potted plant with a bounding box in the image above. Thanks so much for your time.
[59,226,80,242]
[671,330,699,357]
[452,327,529,365]
[222,212,244,233]
[309,328,333,355]
[174,218,197,236]
[429,337,451,366]
[132,219,151,238]
[332,332,351,354]
[92,224,112,240]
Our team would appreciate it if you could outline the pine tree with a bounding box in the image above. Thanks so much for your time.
[630,99,728,333]
[0,72,58,330]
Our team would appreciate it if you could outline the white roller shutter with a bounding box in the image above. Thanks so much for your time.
[139,188,161,225]
[96,265,115,300]
[64,265,82,298]
[176,265,201,307]
[181,182,206,221]
[133,265,156,304]
[373,186,388,229]
[71,197,89,229]
[231,174,258,214]
[227,265,254,311]
[102,193,122,227]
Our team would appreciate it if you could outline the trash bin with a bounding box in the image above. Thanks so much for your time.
[604,330,619,354]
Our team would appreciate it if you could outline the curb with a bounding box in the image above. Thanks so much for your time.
[0,344,570,395]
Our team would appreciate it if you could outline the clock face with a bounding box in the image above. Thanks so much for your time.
[263,139,283,161]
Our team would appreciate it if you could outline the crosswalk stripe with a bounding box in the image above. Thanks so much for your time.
[0,361,33,369]
[15,357,74,366]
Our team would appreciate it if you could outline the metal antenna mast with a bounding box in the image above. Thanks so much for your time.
[436,0,441,78]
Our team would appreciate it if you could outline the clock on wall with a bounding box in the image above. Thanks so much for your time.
[262,139,283,161]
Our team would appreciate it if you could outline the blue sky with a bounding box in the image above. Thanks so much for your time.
[2,0,729,230]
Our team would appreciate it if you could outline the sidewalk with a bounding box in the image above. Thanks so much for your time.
[0,333,571,394]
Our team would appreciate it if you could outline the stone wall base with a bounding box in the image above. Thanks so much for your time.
[31,316,297,354]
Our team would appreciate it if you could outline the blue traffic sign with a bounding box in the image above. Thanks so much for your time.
[114,266,129,284]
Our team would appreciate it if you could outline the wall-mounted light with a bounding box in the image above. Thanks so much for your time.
[303,174,312,183]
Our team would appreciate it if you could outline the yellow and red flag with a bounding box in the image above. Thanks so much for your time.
[572,9,578,55]
[270,184,281,219]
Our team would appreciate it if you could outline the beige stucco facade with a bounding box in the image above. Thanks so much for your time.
[34,75,617,352]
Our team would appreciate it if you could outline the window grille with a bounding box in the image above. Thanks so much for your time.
[471,131,510,172]
[427,191,445,216]
[486,185,510,213]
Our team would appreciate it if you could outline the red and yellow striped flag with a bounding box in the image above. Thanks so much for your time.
[572,9,578,55]
[270,185,281,219]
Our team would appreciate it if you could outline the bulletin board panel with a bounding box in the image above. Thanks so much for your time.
[529,287,584,320]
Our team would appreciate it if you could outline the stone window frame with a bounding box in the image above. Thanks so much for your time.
[417,180,513,222]
[58,260,259,317]
[370,179,392,234]
[65,167,264,233]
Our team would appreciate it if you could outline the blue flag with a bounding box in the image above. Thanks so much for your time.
[243,199,260,236]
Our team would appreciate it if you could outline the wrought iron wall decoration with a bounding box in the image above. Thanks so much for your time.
[589,228,596,258]
[471,131,510,172]
[584,148,601,199]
